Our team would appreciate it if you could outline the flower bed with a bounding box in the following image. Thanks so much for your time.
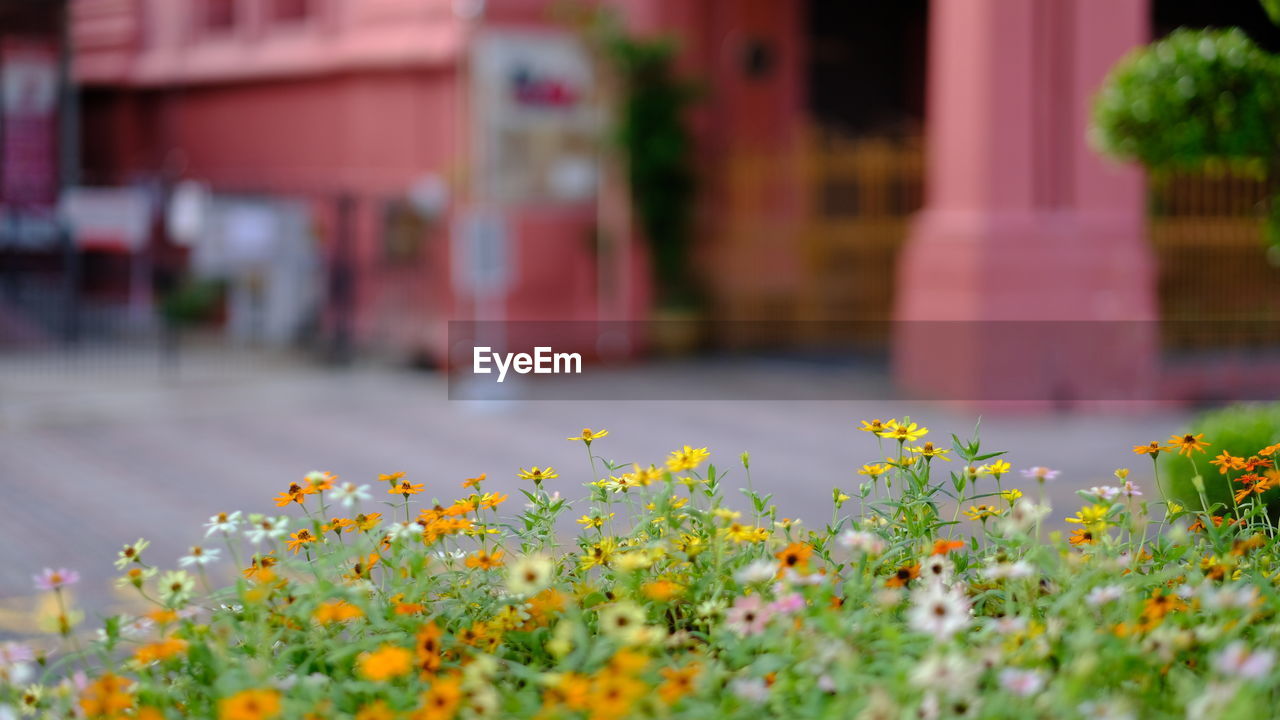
[3,420,1280,719]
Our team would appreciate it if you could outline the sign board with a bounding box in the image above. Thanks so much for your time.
[58,187,152,251]
[452,208,512,298]
[0,38,59,210]
[471,30,600,205]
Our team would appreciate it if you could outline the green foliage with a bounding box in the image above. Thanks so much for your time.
[1161,403,1280,512]
[1092,24,1280,246]
[605,35,699,308]
[1093,28,1280,169]
[159,278,225,327]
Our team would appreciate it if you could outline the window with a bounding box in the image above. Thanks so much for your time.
[272,0,311,23]
[203,0,236,32]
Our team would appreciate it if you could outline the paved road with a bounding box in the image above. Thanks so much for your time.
[0,349,1195,631]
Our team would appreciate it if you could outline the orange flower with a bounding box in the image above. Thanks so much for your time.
[658,664,701,704]
[389,480,425,497]
[1168,433,1210,456]
[462,473,487,489]
[354,513,383,532]
[775,542,813,574]
[415,622,444,673]
[80,673,134,718]
[358,645,414,682]
[1068,528,1096,546]
[286,528,317,554]
[219,689,281,720]
[415,675,463,720]
[464,549,505,570]
[1209,451,1246,474]
[642,580,684,602]
[886,563,920,587]
[134,637,188,664]
[313,599,364,625]
[274,482,315,507]
[930,539,965,556]
[305,471,336,492]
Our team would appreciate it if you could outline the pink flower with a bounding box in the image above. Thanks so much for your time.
[725,594,773,636]
[0,642,34,666]
[33,568,80,592]
[769,592,805,615]
[1020,467,1060,481]
[998,668,1045,696]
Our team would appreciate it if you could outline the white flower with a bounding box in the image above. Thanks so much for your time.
[983,559,1034,581]
[734,559,777,585]
[158,570,196,606]
[436,549,467,562]
[1000,501,1050,534]
[245,515,290,544]
[204,511,242,537]
[386,522,424,542]
[729,677,769,702]
[1202,583,1259,611]
[921,556,953,586]
[327,482,372,509]
[178,545,221,567]
[990,616,1029,635]
[119,616,155,638]
[114,538,151,570]
[998,668,1045,696]
[909,653,979,695]
[507,554,553,595]
[837,529,886,554]
[1214,641,1275,679]
[908,584,971,640]
[1085,585,1124,607]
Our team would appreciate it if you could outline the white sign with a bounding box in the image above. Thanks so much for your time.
[452,208,512,297]
[58,187,152,251]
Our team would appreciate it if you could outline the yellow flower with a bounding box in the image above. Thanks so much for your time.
[877,421,927,442]
[518,466,560,483]
[908,442,950,460]
[568,428,609,443]
[218,689,280,720]
[981,460,1011,477]
[1168,433,1210,456]
[859,419,892,434]
[1065,504,1111,531]
[666,445,710,472]
[577,513,614,529]
[964,504,1003,521]
[357,645,413,682]
[1000,489,1022,504]
[858,463,889,478]
[579,538,618,570]
[722,523,768,543]
[628,464,664,486]
[1114,468,1130,480]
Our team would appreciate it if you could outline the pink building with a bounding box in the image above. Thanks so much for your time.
[63,0,1280,399]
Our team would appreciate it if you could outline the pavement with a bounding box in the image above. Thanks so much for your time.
[0,347,1196,634]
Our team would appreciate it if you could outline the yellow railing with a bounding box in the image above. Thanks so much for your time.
[717,134,1280,350]
[1150,171,1280,349]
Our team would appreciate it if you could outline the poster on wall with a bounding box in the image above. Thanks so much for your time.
[471,30,601,206]
[0,38,59,211]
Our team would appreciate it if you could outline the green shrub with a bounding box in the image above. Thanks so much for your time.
[1160,403,1280,512]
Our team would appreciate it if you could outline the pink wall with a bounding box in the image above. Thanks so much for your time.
[895,0,1157,407]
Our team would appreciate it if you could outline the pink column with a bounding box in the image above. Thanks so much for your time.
[894,0,1157,407]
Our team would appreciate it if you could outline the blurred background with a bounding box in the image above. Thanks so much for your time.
[3,0,1280,620]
